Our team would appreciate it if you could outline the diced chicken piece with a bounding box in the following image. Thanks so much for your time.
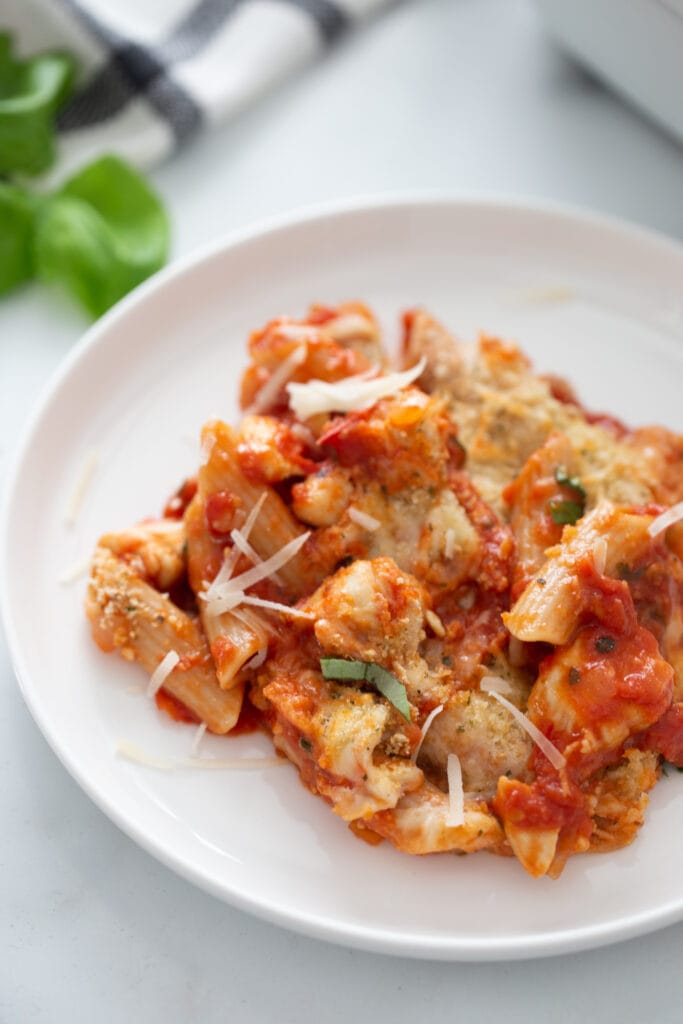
[418,690,533,798]
[98,518,186,590]
[307,557,428,686]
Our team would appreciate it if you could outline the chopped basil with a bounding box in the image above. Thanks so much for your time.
[568,667,581,686]
[555,466,586,500]
[549,466,586,525]
[320,657,411,721]
[548,499,584,526]
[299,736,312,752]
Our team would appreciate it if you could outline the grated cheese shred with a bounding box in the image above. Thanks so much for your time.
[648,502,683,538]
[248,344,306,413]
[116,740,284,771]
[446,753,465,827]
[203,528,310,617]
[348,506,381,531]
[64,449,99,527]
[411,705,444,763]
[592,537,608,575]
[191,722,208,756]
[480,676,566,770]
[146,650,180,698]
[286,357,426,419]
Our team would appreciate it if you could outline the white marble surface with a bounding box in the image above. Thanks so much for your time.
[3,1,683,1019]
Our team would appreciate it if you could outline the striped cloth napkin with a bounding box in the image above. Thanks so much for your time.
[3,0,395,178]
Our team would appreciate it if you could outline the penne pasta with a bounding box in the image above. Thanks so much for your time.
[86,546,244,733]
[198,420,310,596]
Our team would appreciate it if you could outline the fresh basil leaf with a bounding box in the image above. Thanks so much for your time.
[34,156,170,317]
[548,498,584,526]
[0,181,38,294]
[0,32,76,175]
[320,657,412,722]
[34,196,124,317]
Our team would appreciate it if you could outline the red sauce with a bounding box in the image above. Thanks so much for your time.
[205,490,240,536]
[155,687,198,724]
[495,774,589,833]
[163,476,198,519]
[642,703,683,765]
[231,696,266,737]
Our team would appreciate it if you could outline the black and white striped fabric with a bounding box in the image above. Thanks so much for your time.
[4,0,395,177]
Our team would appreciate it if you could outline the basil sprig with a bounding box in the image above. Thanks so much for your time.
[34,156,170,317]
[2,156,169,316]
[320,657,412,722]
[0,34,169,318]
[0,32,76,175]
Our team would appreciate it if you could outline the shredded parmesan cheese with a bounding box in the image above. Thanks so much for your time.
[446,753,465,827]
[324,312,374,342]
[116,741,174,771]
[58,555,91,585]
[116,741,284,771]
[274,324,321,341]
[444,528,456,560]
[480,677,566,770]
[411,705,444,763]
[202,530,310,615]
[240,594,314,620]
[648,502,683,538]
[424,609,445,638]
[592,538,608,575]
[248,345,307,413]
[64,449,99,527]
[480,674,516,696]
[146,650,180,698]
[286,357,426,419]
[191,722,208,755]
[244,646,269,670]
[206,530,308,597]
[348,506,381,531]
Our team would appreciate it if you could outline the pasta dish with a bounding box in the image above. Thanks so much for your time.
[86,302,683,878]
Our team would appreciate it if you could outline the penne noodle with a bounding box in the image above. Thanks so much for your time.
[202,604,270,690]
[198,419,310,595]
[504,505,657,644]
[86,546,244,733]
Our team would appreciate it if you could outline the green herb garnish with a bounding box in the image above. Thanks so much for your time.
[548,499,584,526]
[2,156,169,316]
[320,657,411,722]
[34,156,170,317]
[0,34,169,319]
[549,465,586,525]
[0,182,38,294]
[555,466,586,500]
[0,32,76,175]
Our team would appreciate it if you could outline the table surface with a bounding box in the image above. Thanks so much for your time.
[3,1,683,1020]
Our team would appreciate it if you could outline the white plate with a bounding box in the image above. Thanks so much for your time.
[4,197,683,962]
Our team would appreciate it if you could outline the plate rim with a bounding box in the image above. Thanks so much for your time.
[3,193,683,962]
